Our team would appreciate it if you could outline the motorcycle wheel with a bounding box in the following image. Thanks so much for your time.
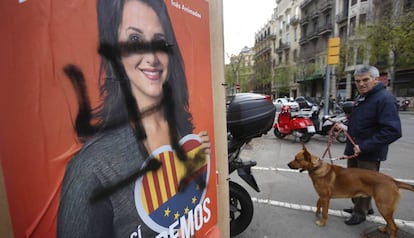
[273,128,286,138]
[335,131,347,143]
[229,181,254,237]
[299,131,312,143]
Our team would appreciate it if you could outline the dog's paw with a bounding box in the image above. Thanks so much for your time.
[315,220,326,227]
[378,226,387,233]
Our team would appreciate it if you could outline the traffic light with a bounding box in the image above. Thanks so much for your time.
[327,37,340,65]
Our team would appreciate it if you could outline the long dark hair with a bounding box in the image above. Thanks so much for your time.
[95,0,193,137]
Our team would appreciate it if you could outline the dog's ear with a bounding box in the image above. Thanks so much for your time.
[303,148,312,162]
[302,143,307,152]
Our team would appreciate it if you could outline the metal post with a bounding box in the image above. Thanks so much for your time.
[324,65,331,116]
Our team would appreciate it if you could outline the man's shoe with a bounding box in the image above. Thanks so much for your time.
[343,208,374,215]
[345,215,366,225]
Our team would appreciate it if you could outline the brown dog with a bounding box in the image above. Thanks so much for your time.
[288,145,414,238]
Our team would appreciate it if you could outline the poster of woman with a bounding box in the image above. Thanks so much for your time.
[0,0,218,237]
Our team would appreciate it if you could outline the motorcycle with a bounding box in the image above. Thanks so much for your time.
[227,135,260,237]
[226,93,276,237]
[273,105,316,143]
[309,109,348,143]
[400,99,410,111]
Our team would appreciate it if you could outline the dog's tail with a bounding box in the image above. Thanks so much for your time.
[395,180,414,192]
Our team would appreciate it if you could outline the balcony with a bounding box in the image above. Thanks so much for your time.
[299,36,308,45]
[300,16,309,25]
[300,0,313,8]
[290,15,300,26]
[308,32,319,41]
[310,11,320,20]
[336,12,348,24]
[268,34,277,41]
[255,45,271,57]
[318,23,333,35]
[320,1,333,13]
[275,43,291,53]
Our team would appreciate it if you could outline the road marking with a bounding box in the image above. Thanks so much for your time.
[251,197,414,229]
[252,166,414,184]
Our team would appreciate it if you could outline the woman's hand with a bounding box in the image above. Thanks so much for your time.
[198,131,211,155]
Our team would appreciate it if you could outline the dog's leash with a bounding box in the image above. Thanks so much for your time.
[321,122,357,163]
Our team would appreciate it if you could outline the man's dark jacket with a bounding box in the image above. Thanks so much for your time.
[344,83,402,161]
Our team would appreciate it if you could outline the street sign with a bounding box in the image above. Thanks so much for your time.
[327,37,340,65]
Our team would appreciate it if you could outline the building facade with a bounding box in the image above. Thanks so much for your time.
[227,0,414,104]
[254,19,276,95]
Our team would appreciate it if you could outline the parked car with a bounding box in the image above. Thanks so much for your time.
[295,96,318,110]
[273,97,299,112]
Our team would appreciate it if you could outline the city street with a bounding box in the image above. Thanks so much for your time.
[231,112,414,238]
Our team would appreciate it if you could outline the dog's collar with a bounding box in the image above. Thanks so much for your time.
[308,158,323,174]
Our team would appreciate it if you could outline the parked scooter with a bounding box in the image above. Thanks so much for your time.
[400,98,410,111]
[309,109,348,143]
[226,93,276,237]
[273,105,316,143]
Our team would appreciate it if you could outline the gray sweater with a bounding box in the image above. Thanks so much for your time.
[57,125,158,237]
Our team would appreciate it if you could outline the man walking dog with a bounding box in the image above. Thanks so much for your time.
[343,65,402,225]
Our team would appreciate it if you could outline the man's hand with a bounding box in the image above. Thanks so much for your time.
[353,145,361,156]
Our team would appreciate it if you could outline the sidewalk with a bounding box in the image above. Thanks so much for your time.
[232,130,414,238]
[400,108,414,115]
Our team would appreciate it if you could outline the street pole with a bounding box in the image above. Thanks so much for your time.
[324,65,331,116]
[236,70,239,93]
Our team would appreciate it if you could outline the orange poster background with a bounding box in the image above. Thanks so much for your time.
[0,0,217,237]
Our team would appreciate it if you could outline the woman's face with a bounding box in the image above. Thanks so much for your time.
[118,0,169,105]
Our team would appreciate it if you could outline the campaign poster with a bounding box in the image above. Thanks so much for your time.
[0,0,218,237]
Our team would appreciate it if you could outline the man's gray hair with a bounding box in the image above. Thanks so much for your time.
[353,65,380,78]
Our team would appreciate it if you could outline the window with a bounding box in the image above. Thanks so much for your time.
[356,46,364,64]
[293,49,298,62]
[325,14,331,25]
[351,0,357,5]
[350,16,356,36]
[285,51,290,64]
[359,14,366,26]
[347,47,355,66]
[339,26,346,38]
[405,0,414,8]
[294,27,298,41]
